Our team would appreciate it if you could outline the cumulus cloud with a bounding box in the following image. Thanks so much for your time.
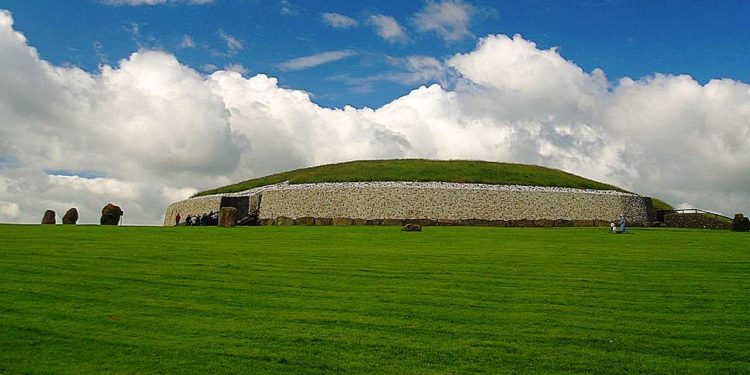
[369,14,410,44]
[277,50,357,71]
[1,10,749,225]
[414,0,475,42]
[100,0,212,5]
[321,12,359,28]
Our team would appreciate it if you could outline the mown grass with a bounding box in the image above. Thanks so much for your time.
[1,225,747,374]
[195,159,627,197]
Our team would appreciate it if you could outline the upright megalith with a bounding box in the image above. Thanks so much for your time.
[732,214,750,232]
[100,203,123,225]
[41,210,56,224]
[218,207,237,228]
[62,208,79,224]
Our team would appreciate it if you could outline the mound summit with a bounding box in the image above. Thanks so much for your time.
[166,159,660,227]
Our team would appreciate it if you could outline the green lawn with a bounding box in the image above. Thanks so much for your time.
[0,225,747,374]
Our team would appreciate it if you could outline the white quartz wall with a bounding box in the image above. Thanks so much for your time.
[163,182,650,225]
[256,183,649,222]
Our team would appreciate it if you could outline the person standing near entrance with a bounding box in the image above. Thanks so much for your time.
[175,212,181,226]
[619,213,626,233]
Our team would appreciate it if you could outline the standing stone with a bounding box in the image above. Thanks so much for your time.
[62,208,79,225]
[218,207,237,228]
[100,203,123,225]
[41,210,56,224]
[732,214,750,232]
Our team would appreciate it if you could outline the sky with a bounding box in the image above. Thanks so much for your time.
[0,0,749,224]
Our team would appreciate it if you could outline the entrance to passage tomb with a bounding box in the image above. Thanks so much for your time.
[220,196,249,216]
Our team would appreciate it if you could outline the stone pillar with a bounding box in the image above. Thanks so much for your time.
[219,207,237,228]
[62,208,79,224]
[100,203,123,225]
[732,214,750,232]
[41,210,56,224]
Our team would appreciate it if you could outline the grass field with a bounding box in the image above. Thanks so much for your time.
[1,225,747,374]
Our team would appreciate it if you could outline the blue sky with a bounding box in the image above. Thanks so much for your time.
[3,0,750,108]
[1,0,749,224]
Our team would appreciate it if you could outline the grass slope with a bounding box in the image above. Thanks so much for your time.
[1,225,747,374]
[195,159,628,197]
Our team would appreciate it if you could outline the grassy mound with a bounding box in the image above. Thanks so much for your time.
[0,225,746,373]
[195,159,628,197]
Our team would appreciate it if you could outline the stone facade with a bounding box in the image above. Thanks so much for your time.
[163,181,652,226]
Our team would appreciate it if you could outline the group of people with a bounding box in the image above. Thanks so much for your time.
[175,211,218,226]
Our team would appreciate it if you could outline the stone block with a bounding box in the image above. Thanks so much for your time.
[573,220,594,227]
[352,218,368,225]
[402,223,422,232]
[276,216,294,226]
[534,219,555,227]
[383,219,404,226]
[316,217,333,226]
[296,217,315,226]
[510,219,534,227]
[553,219,574,227]
[486,220,508,227]
[463,219,488,226]
[259,218,275,226]
[405,218,435,226]
[333,217,353,226]
[436,219,463,226]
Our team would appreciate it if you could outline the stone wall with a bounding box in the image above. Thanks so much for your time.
[164,182,652,226]
[256,182,650,224]
[664,213,731,229]
[163,196,221,226]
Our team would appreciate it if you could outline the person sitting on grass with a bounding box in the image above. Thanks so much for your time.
[610,214,627,234]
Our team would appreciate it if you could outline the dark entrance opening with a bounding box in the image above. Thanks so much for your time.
[220,196,249,216]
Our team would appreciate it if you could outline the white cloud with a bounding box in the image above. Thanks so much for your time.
[321,12,359,28]
[0,200,20,221]
[100,0,212,5]
[179,34,195,48]
[277,50,357,71]
[224,63,249,75]
[1,10,749,225]
[279,0,300,16]
[414,0,475,42]
[218,30,242,53]
[368,14,410,44]
[330,55,451,92]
